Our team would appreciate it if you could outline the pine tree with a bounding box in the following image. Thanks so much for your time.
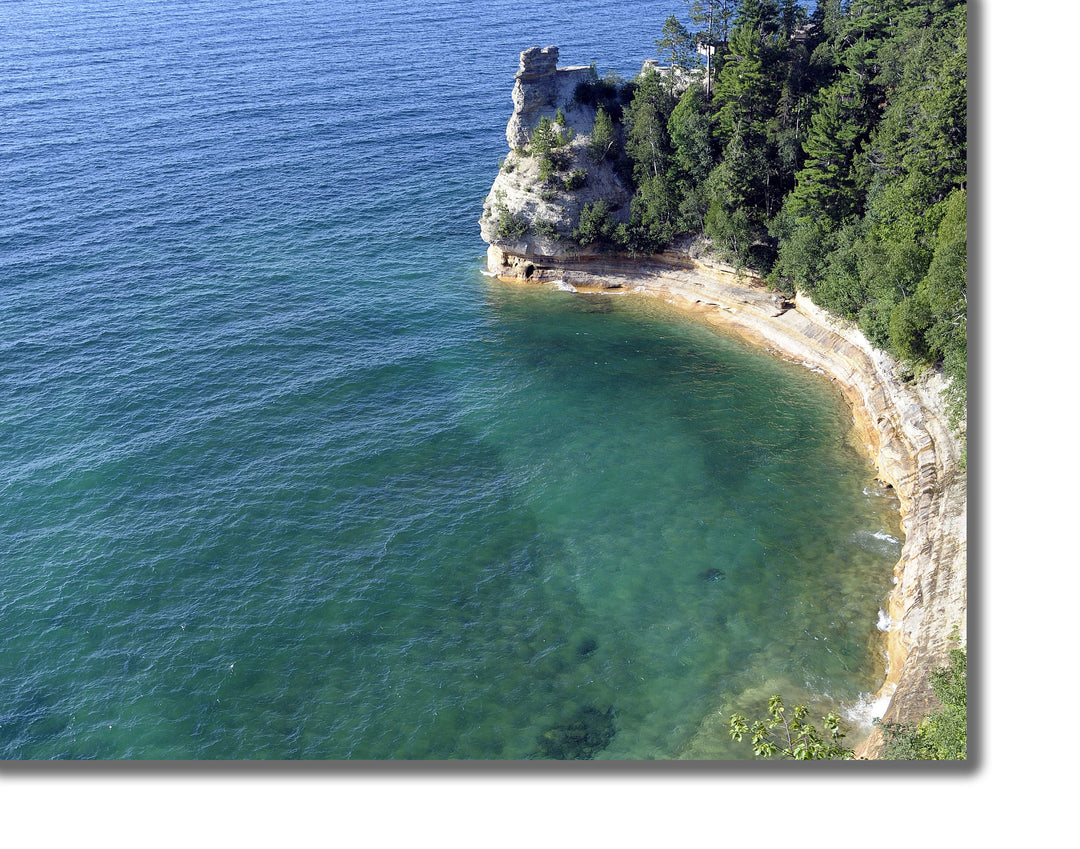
[587,106,617,164]
[624,69,677,183]
[786,73,868,225]
[656,15,701,69]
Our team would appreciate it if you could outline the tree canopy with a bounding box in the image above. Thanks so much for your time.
[573,0,967,429]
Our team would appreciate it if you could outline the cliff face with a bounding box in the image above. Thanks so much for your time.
[504,46,592,149]
[479,50,967,759]
[479,46,634,261]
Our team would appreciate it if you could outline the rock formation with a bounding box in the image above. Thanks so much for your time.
[479,49,968,760]
[505,46,594,149]
[479,47,634,263]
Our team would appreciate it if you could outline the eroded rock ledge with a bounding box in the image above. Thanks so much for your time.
[485,244,968,759]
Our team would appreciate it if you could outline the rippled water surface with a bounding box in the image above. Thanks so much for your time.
[0,0,901,759]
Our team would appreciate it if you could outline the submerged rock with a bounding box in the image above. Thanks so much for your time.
[576,636,598,658]
[536,705,616,759]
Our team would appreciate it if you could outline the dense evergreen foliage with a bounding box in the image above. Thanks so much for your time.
[578,0,967,426]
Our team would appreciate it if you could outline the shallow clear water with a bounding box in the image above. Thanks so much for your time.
[0,0,899,759]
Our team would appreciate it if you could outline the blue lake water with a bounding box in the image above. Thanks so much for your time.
[0,0,900,759]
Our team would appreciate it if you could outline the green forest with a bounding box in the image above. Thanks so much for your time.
[568,0,966,428]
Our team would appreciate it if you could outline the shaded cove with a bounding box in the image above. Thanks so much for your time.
[482,250,967,759]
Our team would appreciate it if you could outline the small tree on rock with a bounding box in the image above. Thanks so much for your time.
[588,106,617,164]
[656,14,701,69]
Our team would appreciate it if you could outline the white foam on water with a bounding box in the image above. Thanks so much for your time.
[844,684,896,731]
[554,280,577,292]
[851,528,902,553]
[876,608,891,631]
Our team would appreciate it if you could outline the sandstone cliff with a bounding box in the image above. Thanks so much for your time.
[479,49,968,759]
[504,46,593,149]
[479,46,634,261]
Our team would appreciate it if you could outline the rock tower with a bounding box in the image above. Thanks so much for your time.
[505,46,594,149]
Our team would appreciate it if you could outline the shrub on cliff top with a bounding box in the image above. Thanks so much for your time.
[573,71,630,121]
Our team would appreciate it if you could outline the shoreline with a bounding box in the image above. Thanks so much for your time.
[485,244,968,758]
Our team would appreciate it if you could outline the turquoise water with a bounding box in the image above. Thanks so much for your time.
[0,0,899,759]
